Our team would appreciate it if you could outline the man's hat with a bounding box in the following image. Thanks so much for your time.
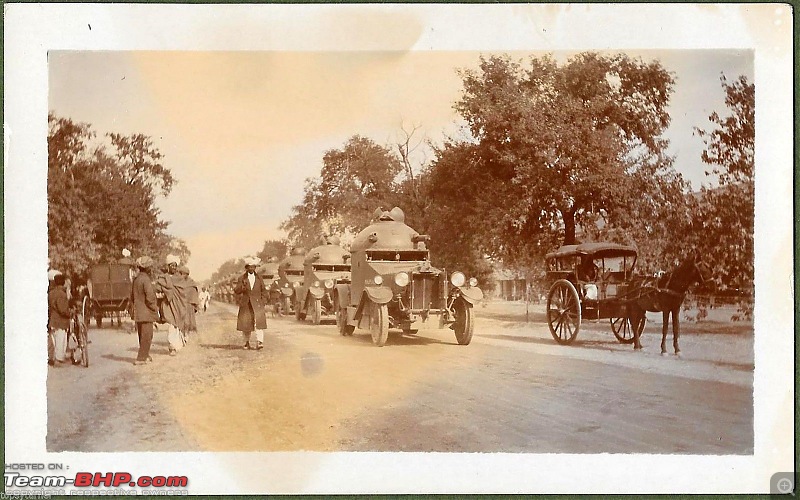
[178,265,190,275]
[244,256,260,267]
[47,269,62,280]
[136,256,154,268]
[166,254,181,265]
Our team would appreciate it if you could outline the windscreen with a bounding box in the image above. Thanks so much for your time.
[366,250,429,262]
[285,270,304,276]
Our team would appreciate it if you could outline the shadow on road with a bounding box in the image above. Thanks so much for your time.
[344,331,455,347]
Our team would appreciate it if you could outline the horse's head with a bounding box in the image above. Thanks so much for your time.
[688,251,713,285]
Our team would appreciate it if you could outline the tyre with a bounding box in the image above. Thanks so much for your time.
[453,298,474,345]
[370,303,389,347]
[283,296,292,316]
[312,298,322,325]
[337,306,354,336]
[79,322,89,367]
[546,279,581,345]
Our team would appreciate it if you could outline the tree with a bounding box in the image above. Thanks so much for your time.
[692,74,754,318]
[47,113,180,279]
[257,239,289,262]
[424,53,680,275]
[281,135,402,247]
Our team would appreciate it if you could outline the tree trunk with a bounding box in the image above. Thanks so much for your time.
[563,211,577,245]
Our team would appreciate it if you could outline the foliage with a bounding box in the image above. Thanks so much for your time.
[281,135,402,248]
[209,257,247,285]
[257,239,289,262]
[424,53,679,275]
[692,75,755,319]
[47,113,182,280]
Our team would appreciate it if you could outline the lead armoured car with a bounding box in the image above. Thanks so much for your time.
[276,247,306,314]
[334,207,483,347]
[295,235,351,324]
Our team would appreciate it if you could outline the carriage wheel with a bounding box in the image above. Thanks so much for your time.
[453,298,474,345]
[311,298,322,325]
[611,316,635,344]
[547,280,581,345]
[369,303,389,347]
[337,306,354,336]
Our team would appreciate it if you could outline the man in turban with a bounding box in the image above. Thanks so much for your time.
[131,256,158,365]
[154,254,188,356]
[234,257,268,350]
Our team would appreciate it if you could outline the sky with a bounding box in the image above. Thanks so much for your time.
[48,49,752,281]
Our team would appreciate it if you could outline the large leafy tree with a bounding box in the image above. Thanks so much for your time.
[692,74,754,316]
[47,113,181,279]
[257,239,289,262]
[281,135,402,248]
[425,52,681,275]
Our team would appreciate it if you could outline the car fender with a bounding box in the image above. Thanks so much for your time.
[456,286,484,305]
[280,287,294,297]
[363,286,393,305]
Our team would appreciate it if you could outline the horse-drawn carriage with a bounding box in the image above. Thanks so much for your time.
[545,242,642,345]
[545,242,713,353]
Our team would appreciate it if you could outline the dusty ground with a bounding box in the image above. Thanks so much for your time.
[47,299,753,453]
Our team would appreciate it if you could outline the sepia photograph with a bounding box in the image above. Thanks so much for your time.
[4,3,794,495]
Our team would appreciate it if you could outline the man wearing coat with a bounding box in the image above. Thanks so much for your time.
[131,256,159,365]
[154,254,188,356]
[235,257,268,350]
[48,272,70,366]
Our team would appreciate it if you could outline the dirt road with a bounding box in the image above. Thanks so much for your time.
[47,300,753,453]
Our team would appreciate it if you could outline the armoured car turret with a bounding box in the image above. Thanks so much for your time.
[295,235,351,324]
[276,247,306,314]
[334,207,483,346]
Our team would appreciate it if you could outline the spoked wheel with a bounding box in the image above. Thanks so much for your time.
[82,296,91,330]
[337,306,354,336]
[611,315,634,344]
[311,298,322,325]
[452,298,475,345]
[546,279,581,345]
[78,321,89,367]
[369,303,389,347]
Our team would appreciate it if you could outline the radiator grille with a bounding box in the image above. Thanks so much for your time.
[411,273,442,310]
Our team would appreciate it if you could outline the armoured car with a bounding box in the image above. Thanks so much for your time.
[295,236,351,324]
[276,247,306,314]
[257,258,282,313]
[335,207,483,347]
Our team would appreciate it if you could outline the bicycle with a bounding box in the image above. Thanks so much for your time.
[68,297,90,367]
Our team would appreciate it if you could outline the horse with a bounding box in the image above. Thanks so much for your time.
[629,253,713,355]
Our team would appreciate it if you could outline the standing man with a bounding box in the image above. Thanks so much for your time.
[178,265,199,343]
[131,256,158,365]
[235,257,268,350]
[154,254,188,356]
[48,271,70,366]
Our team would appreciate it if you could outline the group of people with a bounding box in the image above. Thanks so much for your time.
[48,252,267,368]
[131,254,201,365]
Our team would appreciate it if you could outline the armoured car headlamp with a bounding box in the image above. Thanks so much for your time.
[450,271,466,287]
[313,280,320,287]
[374,275,384,285]
[293,282,300,288]
[394,272,410,287]
[324,279,334,289]
[468,277,478,287]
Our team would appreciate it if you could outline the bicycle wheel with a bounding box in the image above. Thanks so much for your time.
[79,321,89,367]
